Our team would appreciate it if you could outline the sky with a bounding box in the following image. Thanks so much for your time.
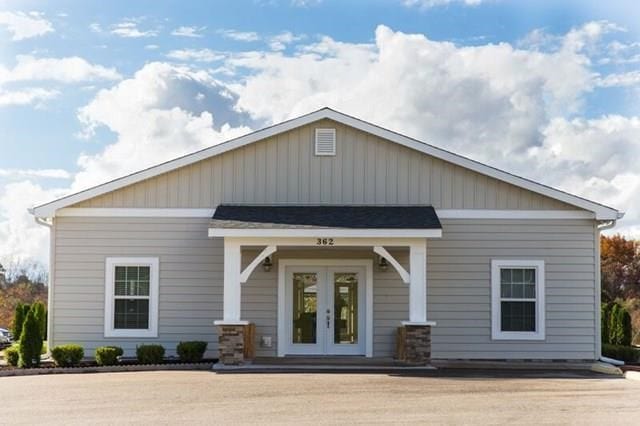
[0,0,639,267]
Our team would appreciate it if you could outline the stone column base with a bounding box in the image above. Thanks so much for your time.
[216,323,256,365]
[396,324,432,365]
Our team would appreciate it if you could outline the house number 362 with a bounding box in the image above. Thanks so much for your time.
[316,238,334,246]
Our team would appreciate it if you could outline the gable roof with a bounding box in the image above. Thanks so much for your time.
[30,107,622,220]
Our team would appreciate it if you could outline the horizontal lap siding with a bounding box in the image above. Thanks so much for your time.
[428,219,597,360]
[52,217,598,360]
[72,120,572,211]
[53,217,222,357]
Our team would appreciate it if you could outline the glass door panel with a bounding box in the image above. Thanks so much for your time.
[333,273,358,344]
[292,273,318,344]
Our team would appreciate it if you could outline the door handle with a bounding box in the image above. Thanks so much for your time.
[326,309,331,328]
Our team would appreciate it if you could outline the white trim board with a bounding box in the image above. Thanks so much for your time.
[209,228,442,238]
[30,108,620,220]
[436,209,595,220]
[57,208,215,217]
[56,207,595,220]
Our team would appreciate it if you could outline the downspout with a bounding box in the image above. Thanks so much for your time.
[31,210,55,355]
[596,214,624,365]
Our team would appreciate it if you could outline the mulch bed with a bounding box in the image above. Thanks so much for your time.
[0,358,218,377]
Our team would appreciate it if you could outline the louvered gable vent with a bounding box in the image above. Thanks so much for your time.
[315,128,336,156]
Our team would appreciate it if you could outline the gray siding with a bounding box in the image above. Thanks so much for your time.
[53,217,222,357]
[52,217,597,360]
[73,119,572,210]
[428,219,597,360]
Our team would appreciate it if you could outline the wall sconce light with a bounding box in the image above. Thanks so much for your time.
[378,256,388,272]
[262,256,273,272]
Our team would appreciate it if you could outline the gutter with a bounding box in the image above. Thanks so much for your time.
[32,213,54,355]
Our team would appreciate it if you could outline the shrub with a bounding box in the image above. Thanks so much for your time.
[95,346,123,366]
[5,345,20,367]
[602,302,633,346]
[136,344,165,364]
[603,344,640,363]
[12,303,31,341]
[50,344,84,367]
[18,307,43,368]
[601,303,612,344]
[176,341,208,363]
[32,302,47,341]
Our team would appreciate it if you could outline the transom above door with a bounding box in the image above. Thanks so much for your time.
[278,259,373,357]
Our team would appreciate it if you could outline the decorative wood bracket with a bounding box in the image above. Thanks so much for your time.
[373,246,410,284]
[240,245,277,284]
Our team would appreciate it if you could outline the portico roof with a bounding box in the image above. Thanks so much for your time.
[210,204,442,230]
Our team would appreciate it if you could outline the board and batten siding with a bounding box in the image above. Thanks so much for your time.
[51,216,597,360]
[71,119,572,211]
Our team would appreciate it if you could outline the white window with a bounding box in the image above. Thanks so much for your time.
[104,257,159,338]
[491,259,545,340]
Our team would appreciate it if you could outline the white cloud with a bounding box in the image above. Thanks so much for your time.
[171,26,205,38]
[0,55,121,84]
[597,71,640,87]
[111,20,158,38]
[89,22,102,33]
[0,181,65,265]
[403,0,484,9]
[145,44,159,50]
[217,29,260,42]
[73,62,252,190]
[166,48,225,62]
[291,0,323,6]
[268,31,305,51]
[0,11,54,41]
[0,168,71,179]
[0,87,59,107]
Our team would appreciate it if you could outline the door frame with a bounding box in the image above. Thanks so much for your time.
[278,259,374,357]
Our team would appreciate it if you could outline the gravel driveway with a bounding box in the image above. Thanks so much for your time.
[3,370,639,424]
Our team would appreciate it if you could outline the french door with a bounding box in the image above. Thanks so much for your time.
[284,265,366,355]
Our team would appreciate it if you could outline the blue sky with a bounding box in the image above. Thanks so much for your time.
[0,0,639,265]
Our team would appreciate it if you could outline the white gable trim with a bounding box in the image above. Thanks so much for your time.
[31,108,620,220]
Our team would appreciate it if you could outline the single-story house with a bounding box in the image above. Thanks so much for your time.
[30,108,623,365]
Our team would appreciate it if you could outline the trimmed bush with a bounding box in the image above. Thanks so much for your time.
[12,302,25,341]
[5,345,20,367]
[603,344,640,363]
[18,307,42,368]
[95,346,123,366]
[32,302,47,341]
[136,344,165,364]
[176,341,208,363]
[51,344,84,367]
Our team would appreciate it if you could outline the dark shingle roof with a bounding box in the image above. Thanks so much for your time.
[211,205,441,229]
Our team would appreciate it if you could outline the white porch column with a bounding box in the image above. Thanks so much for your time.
[222,238,242,322]
[408,240,427,323]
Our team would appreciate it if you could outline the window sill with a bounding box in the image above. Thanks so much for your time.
[104,329,158,338]
[492,332,545,341]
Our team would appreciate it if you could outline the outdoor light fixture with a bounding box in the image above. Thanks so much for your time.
[262,256,273,272]
[378,256,388,272]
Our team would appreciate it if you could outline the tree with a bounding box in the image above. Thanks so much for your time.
[19,307,43,368]
[601,235,640,302]
[0,258,47,330]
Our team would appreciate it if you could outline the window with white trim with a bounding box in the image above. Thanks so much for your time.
[105,257,159,338]
[491,260,545,340]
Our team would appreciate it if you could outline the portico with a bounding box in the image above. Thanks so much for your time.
[209,205,442,365]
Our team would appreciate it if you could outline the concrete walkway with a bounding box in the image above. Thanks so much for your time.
[3,370,639,424]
